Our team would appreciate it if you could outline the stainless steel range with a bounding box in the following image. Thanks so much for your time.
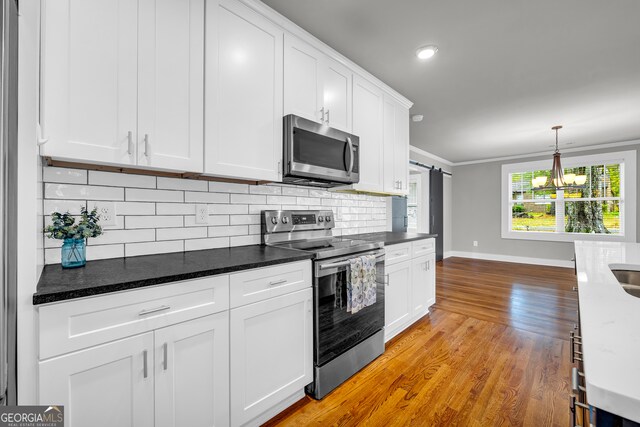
[262,210,385,399]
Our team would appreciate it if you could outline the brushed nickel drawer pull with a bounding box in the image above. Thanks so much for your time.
[143,350,148,378]
[269,279,287,286]
[163,343,168,371]
[138,305,171,316]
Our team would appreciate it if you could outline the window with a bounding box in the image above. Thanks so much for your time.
[407,176,420,232]
[501,150,636,242]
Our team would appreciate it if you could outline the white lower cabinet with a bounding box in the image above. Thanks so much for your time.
[230,288,313,426]
[39,333,155,427]
[37,262,313,427]
[384,239,436,342]
[384,260,413,341]
[155,313,230,427]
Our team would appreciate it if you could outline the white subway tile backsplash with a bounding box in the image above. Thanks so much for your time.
[282,186,309,197]
[126,240,184,257]
[157,177,208,192]
[43,166,388,264]
[90,229,156,245]
[126,215,183,229]
[43,167,87,184]
[229,215,260,225]
[45,183,124,201]
[44,199,86,215]
[249,185,281,195]
[208,225,248,237]
[209,182,249,194]
[231,194,266,204]
[157,227,207,241]
[156,203,196,215]
[267,195,297,205]
[230,235,261,247]
[184,237,229,251]
[126,188,183,202]
[210,204,248,215]
[185,191,229,204]
[89,171,156,189]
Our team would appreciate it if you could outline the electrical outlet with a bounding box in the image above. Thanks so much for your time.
[97,202,117,227]
[473,241,478,247]
[195,204,209,224]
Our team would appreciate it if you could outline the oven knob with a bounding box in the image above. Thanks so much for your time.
[270,217,278,225]
[318,217,324,222]
[325,216,332,222]
[282,217,289,224]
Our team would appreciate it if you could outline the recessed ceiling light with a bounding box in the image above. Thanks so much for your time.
[416,45,438,60]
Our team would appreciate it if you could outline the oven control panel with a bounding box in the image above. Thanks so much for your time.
[262,210,334,233]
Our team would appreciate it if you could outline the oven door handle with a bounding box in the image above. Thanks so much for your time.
[318,252,384,270]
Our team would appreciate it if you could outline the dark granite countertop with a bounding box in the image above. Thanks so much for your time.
[351,232,438,246]
[34,245,313,305]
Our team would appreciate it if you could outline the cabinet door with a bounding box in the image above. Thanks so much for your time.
[383,95,410,194]
[230,288,313,426]
[411,255,430,319]
[384,260,412,342]
[41,0,138,165]
[205,0,284,181]
[394,104,410,193]
[284,35,323,124]
[155,313,229,427]
[321,57,352,133]
[427,252,436,308]
[39,333,154,427]
[352,75,384,192]
[137,0,204,172]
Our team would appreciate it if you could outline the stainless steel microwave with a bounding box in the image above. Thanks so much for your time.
[283,115,360,187]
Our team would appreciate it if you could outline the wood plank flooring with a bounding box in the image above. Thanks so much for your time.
[264,257,578,426]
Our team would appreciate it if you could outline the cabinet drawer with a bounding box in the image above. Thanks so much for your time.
[38,275,229,359]
[412,238,435,257]
[229,261,311,308]
[385,243,411,265]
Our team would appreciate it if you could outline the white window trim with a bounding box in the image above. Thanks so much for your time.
[501,150,636,243]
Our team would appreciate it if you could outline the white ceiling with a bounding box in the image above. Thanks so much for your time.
[261,0,640,163]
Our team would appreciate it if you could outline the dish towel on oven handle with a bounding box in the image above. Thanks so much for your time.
[347,254,377,314]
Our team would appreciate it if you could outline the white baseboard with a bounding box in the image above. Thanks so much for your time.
[446,250,574,268]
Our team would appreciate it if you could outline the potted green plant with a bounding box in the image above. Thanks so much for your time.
[44,207,103,268]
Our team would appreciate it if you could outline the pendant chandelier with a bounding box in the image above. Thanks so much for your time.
[532,125,587,190]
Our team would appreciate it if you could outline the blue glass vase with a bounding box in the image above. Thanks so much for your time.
[61,238,86,268]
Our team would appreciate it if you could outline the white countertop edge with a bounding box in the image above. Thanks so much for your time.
[574,240,640,423]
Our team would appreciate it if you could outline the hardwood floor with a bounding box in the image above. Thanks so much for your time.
[264,257,578,427]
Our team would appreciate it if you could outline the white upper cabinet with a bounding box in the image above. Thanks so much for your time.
[137,0,205,172]
[383,95,410,194]
[284,34,352,133]
[41,0,139,165]
[41,0,204,172]
[351,75,384,192]
[205,0,284,181]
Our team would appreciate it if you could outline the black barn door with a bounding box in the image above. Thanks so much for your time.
[429,169,444,261]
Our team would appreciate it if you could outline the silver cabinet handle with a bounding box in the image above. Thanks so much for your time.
[163,343,168,371]
[127,131,134,155]
[385,274,390,286]
[320,107,325,123]
[346,137,354,176]
[143,350,148,378]
[326,109,330,124]
[144,134,150,156]
[269,279,287,286]
[139,305,171,316]
[572,367,586,393]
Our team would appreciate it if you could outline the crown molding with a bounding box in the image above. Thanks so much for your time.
[409,145,454,166]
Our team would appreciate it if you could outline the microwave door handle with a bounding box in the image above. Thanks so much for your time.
[346,137,354,176]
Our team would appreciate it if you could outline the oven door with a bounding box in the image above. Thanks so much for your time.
[284,114,359,184]
[313,249,385,367]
